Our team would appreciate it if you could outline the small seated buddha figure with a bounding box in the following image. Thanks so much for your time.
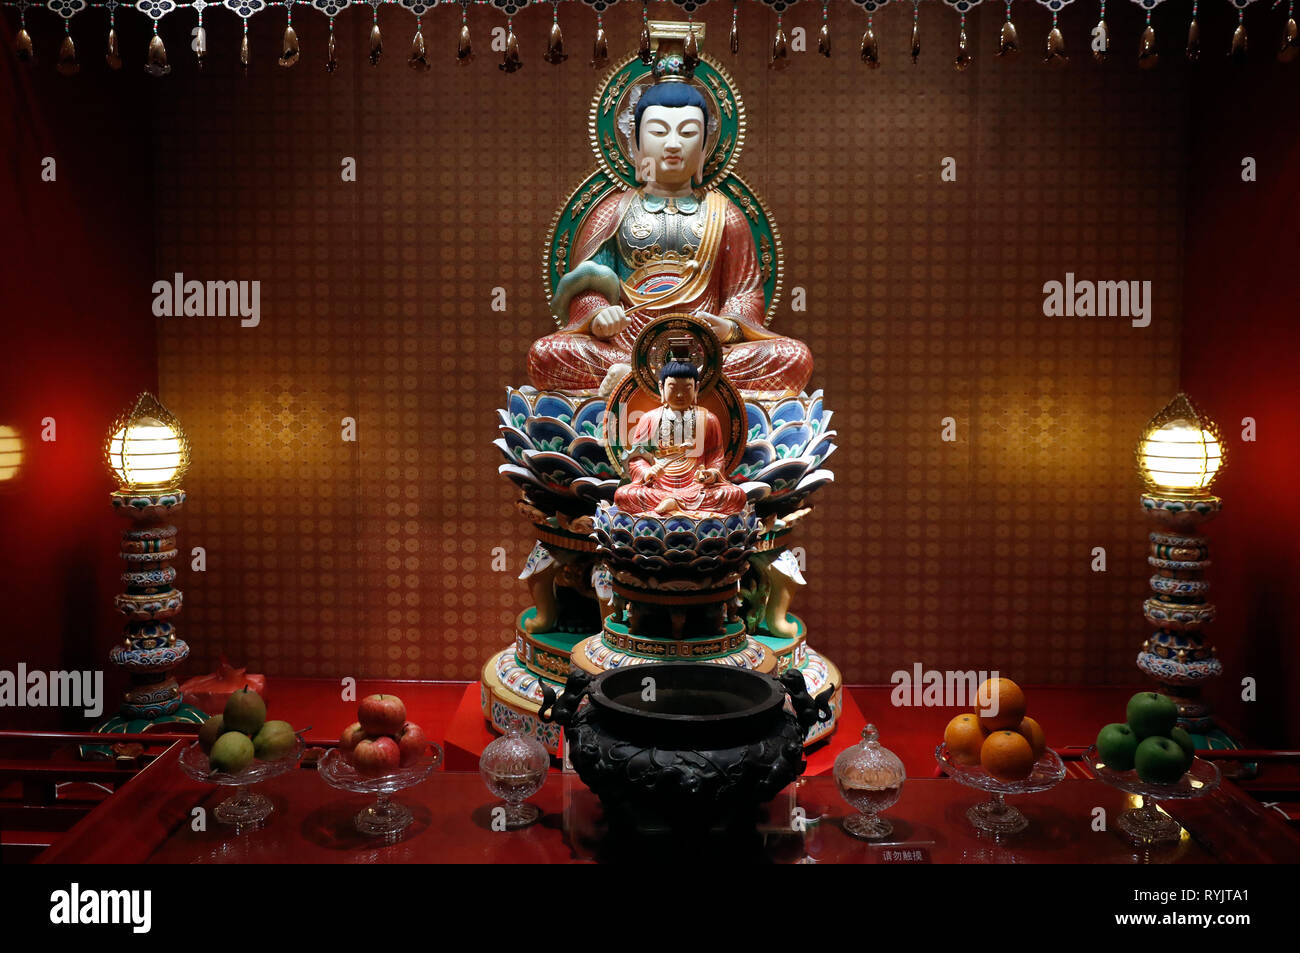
[614,358,748,517]
[527,58,812,398]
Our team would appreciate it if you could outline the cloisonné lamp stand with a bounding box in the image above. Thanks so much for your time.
[1134,393,1245,766]
[86,393,207,758]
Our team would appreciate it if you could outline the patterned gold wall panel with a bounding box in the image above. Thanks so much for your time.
[156,2,1183,684]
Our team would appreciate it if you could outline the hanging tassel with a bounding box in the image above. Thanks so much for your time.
[499,25,522,72]
[911,21,921,63]
[999,18,1019,57]
[684,20,699,69]
[1045,26,1067,63]
[145,32,171,77]
[369,22,383,66]
[1139,24,1158,68]
[861,26,880,66]
[15,28,34,62]
[1092,18,1109,62]
[1281,17,1299,62]
[194,25,207,69]
[1230,22,1248,61]
[819,22,831,57]
[240,32,250,72]
[1186,17,1200,62]
[57,33,79,75]
[408,26,429,70]
[106,27,122,69]
[771,23,790,69]
[281,25,300,67]
[954,27,972,70]
[457,22,474,65]
[592,25,608,67]
[545,18,566,64]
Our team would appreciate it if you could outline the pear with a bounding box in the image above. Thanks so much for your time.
[198,714,225,753]
[209,731,254,774]
[223,686,267,736]
[253,720,297,761]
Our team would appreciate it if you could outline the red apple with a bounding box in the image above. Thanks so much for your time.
[339,721,367,756]
[396,721,428,767]
[351,736,401,777]
[358,694,406,735]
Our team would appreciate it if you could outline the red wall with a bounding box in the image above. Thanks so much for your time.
[1180,44,1300,748]
[0,21,158,728]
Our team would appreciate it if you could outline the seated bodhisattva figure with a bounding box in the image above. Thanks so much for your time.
[527,50,811,398]
[614,358,748,517]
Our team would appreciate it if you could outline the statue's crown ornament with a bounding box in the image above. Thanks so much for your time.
[648,20,702,83]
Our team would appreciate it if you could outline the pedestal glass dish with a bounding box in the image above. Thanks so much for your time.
[1084,744,1220,844]
[833,724,905,840]
[318,744,442,838]
[935,743,1065,835]
[479,717,550,828]
[178,736,304,828]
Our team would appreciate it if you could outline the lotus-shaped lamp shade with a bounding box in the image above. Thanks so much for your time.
[729,389,836,514]
[592,501,761,577]
[105,393,190,490]
[495,387,621,504]
[1137,393,1225,497]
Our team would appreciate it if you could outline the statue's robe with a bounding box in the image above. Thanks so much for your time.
[614,405,747,516]
[528,188,812,396]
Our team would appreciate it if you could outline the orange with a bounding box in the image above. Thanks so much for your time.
[1017,716,1047,759]
[977,677,1027,732]
[944,713,987,765]
[980,730,1036,782]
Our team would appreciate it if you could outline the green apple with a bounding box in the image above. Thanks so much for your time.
[209,731,255,774]
[1170,726,1196,769]
[222,686,267,736]
[1135,735,1187,784]
[197,714,225,754]
[1126,692,1179,740]
[1096,722,1139,771]
[252,720,297,761]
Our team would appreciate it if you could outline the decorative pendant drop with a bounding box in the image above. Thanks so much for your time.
[106,27,122,69]
[457,23,473,65]
[770,25,789,69]
[1045,26,1067,63]
[819,22,831,57]
[1230,23,1248,62]
[57,34,79,75]
[16,28,34,62]
[1139,25,1158,69]
[592,26,608,68]
[730,17,740,54]
[240,33,250,72]
[369,23,383,66]
[1281,17,1299,62]
[499,27,522,72]
[280,25,300,67]
[194,26,207,69]
[861,27,880,67]
[408,27,429,70]
[1185,18,1200,62]
[998,19,1019,57]
[145,33,170,77]
[954,27,972,70]
[326,31,338,71]
[545,19,566,64]
[911,23,921,63]
[1092,19,1109,62]
[638,24,652,64]
[684,21,699,69]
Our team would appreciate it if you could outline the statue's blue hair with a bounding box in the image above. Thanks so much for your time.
[658,360,700,384]
[634,83,712,147]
